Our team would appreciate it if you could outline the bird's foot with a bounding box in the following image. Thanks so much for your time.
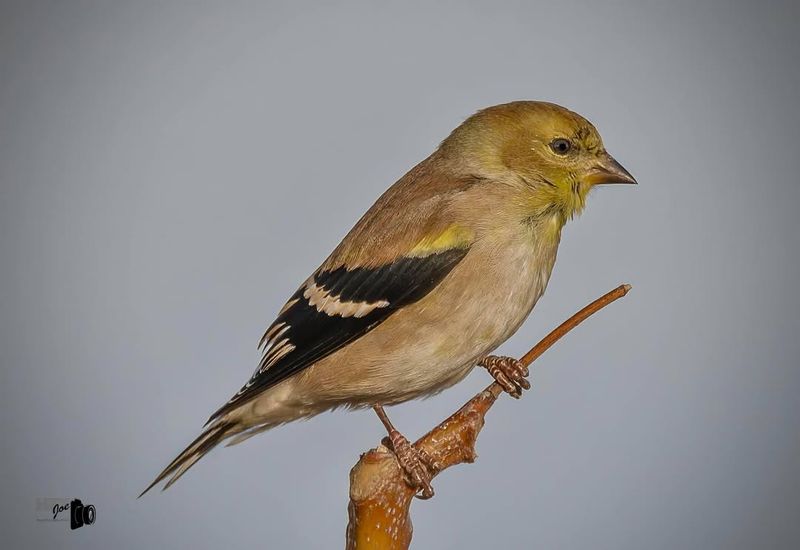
[383,430,440,500]
[479,355,531,398]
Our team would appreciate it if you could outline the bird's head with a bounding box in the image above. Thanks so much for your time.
[440,101,636,220]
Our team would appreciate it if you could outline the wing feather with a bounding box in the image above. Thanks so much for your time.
[208,246,470,422]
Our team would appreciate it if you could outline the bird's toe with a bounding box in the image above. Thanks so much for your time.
[480,355,531,398]
[385,430,438,499]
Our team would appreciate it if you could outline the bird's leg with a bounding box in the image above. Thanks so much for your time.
[372,405,440,500]
[479,355,531,398]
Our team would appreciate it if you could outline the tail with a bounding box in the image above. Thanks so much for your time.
[138,420,238,497]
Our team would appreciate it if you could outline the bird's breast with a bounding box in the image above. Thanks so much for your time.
[450,226,559,349]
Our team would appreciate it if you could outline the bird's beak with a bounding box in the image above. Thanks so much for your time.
[584,152,637,185]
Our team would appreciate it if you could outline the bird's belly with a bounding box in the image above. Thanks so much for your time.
[292,233,558,408]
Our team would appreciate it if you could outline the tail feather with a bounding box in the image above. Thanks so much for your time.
[224,422,275,447]
[139,420,236,497]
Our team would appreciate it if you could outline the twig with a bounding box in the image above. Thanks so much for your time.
[345,284,632,550]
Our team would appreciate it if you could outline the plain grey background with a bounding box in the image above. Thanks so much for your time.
[1,1,798,548]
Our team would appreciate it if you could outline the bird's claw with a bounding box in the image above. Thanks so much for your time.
[480,355,531,398]
[384,430,439,500]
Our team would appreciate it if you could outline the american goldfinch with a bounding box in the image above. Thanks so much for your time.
[141,101,635,498]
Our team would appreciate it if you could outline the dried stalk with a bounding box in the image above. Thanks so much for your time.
[345,284,632,550]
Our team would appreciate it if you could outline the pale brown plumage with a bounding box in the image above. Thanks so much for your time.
[140,101,635,496]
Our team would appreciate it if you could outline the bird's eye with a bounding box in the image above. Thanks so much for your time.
[550,138,572,155]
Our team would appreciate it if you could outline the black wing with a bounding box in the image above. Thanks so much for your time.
[208,247,469,422]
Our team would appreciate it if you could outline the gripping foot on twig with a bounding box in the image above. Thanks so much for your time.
[385,430,440,499]
[479,355,531,398]
[372,405,440,499]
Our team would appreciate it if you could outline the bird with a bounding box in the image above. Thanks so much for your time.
[140,100,636,499]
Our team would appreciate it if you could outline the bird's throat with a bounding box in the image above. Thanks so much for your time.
[524,181,589,231]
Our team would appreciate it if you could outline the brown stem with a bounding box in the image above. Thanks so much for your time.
[345,284,631,550]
